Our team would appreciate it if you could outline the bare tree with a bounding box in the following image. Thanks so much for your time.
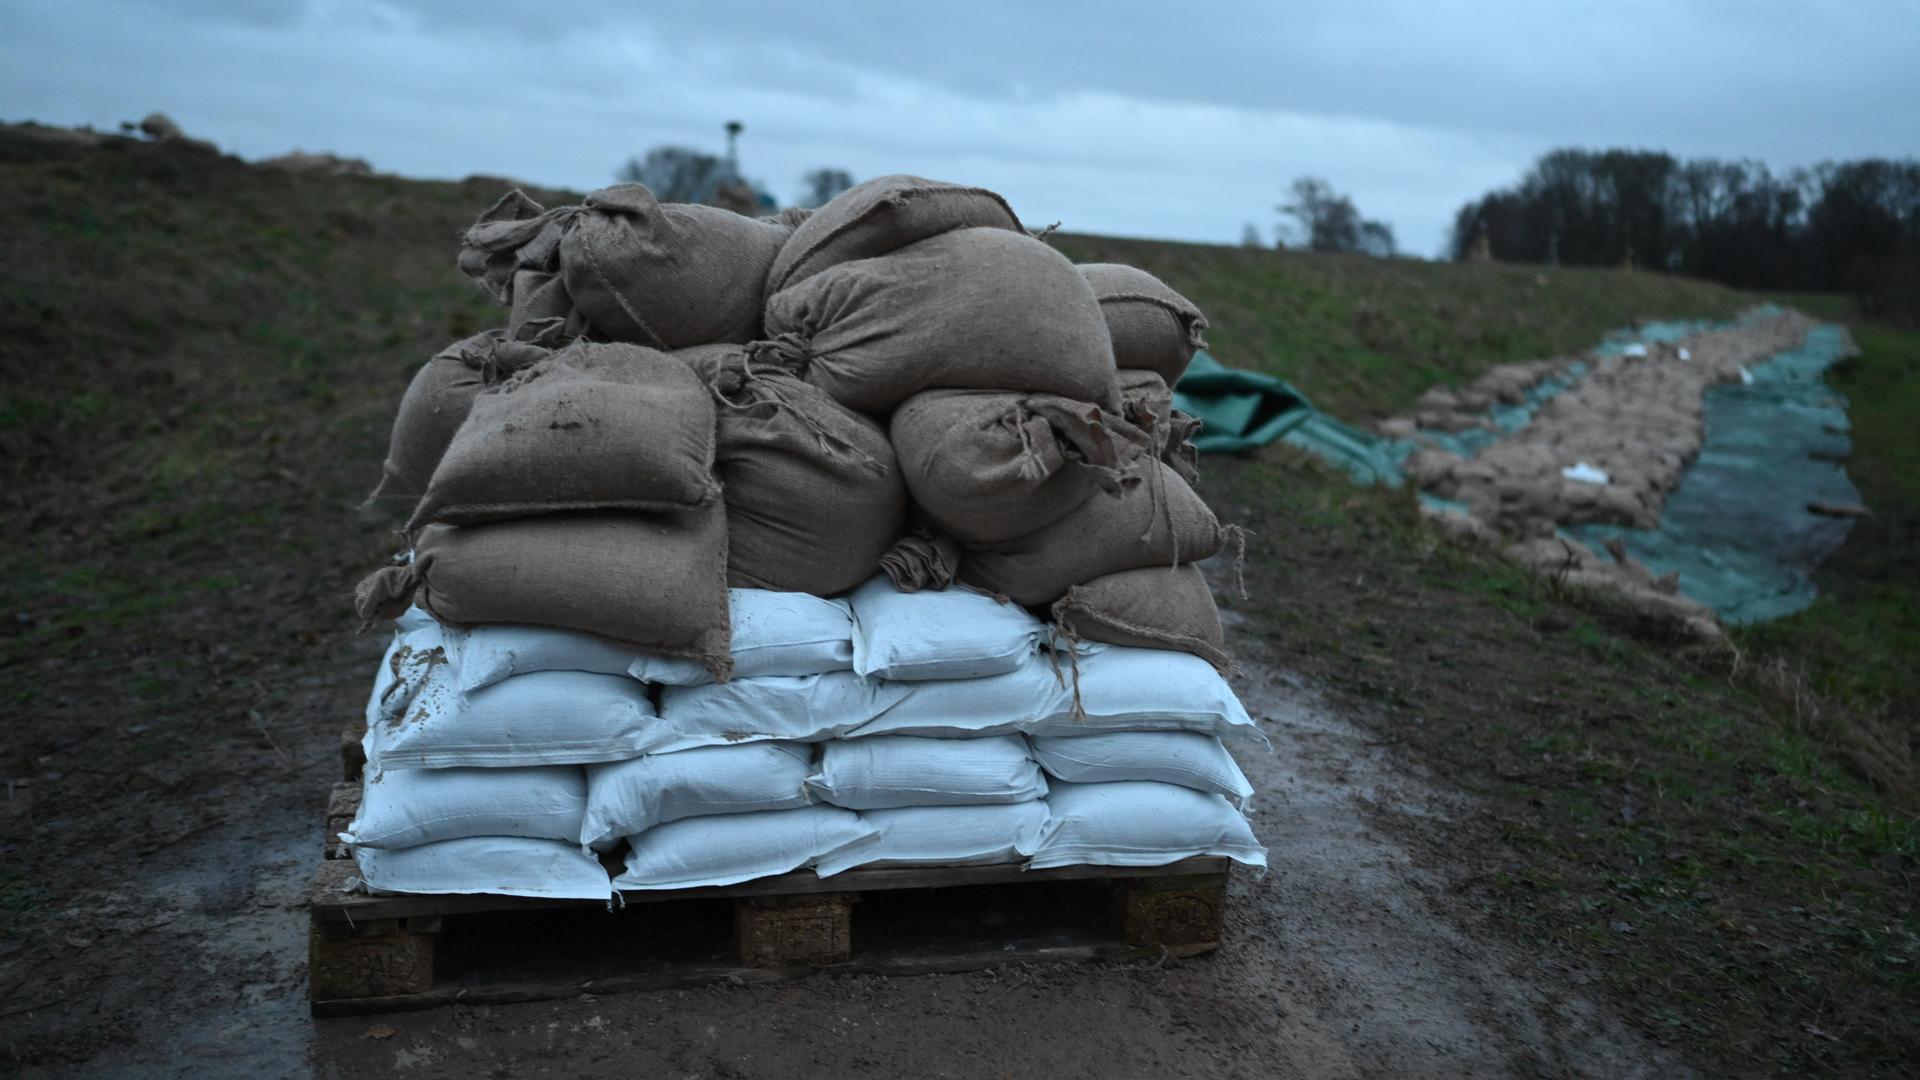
[1277,176,1394,256]
[616,146,723,203]
[801,168,856,208]
[1240,223,1267,249]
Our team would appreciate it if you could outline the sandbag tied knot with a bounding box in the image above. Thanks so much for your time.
[353,563,422,632]
[878,528,962,593]
[745,332,814,378]
[460,336,552,385]
[1221,523,1252,600]
[457,189,576,305]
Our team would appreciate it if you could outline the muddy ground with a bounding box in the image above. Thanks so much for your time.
[10,619,1688,1080]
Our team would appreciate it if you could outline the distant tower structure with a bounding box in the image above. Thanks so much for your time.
[710,120,762,217]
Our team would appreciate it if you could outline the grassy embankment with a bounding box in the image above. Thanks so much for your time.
[0,136,1911,1074]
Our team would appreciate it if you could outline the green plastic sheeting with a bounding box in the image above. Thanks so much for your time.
[1172,352,1403,485]
[1561,324,1860,624]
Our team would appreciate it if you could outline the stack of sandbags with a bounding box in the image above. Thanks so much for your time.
[357,338,736,679]
[351,583,1265,897]
[345,173,1261,898]
[630,580,1264,886]
[344,614,614,900]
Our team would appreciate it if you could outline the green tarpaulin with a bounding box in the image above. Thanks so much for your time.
[1172,352,1403,485]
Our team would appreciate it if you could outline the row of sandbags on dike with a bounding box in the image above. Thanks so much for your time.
[343,175,1265,899]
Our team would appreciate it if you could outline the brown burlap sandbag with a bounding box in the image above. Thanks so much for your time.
[458,185,789,351]
[354,509,733,680]
[458,189,565,307]
[673,345,907,596]
[367,331,551,503]
[890,389,1151,546]
[1112,368,1202,484]
[562,184,789,348]
[879,525,963,593]
[407,343,719,529]
[766,174,1023,294]
[506,269,590,346]
[959,461,1226,606]
[1051,565,1232,674]
[758,228,1120,415]
[1080,264,1208,385]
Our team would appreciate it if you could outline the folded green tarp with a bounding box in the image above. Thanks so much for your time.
[1172,352,1403,485]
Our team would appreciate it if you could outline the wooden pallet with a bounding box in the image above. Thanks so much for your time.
[315,726,1232,1016]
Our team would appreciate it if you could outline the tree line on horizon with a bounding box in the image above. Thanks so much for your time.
[1450,148,1920,319]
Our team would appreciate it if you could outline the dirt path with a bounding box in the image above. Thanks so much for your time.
[34,629,1686,1080]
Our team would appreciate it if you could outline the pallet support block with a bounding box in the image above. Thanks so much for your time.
[1113,872,1228,950]
[309,915,440,1002]
[735,892,854,967]
[324,782,360,860]
[341,722,366,783]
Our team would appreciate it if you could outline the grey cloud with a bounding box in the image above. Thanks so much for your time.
[3,0,1915,253]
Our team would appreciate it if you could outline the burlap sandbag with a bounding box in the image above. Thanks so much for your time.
[459,189,565,308]
[1051,565,1232,674]
[879,526,962,593]
[1112,368,1202,484]
[758,228,1120,415]
[767,174,1022,294]
[408,343,719,529]
[1080,264,1208,386]
[673,345,907,596]
[458,185,789,350]
[890,389,1151,545]
[367,331,550,502]
[354,510,733,680]
[506,269,590,346]
[959,462,1226,606]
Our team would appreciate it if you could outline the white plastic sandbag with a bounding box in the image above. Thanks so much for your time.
[654,671,906,751]
[1029,645,1260,740]
[446,589,856,692]
[581,742,815,850]
[342,765,587,849]
[1028,781,1266,869]
[395,605,438,633]
[354,836,612,900]
[848,575,1043,680]
[366,664,661,770]
[848,654,1066,739]
[1028,731,1253,805]
[366,620,447,729]
[807,735,1046,809]
[614,805,879,890]
[816,801,1052,875]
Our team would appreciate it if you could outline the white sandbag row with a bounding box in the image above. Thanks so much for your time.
[653,643,1258,750]
[444,588,857,691]
[365,621,1258,772]
[611,781,1264,890]
[402,579,1045,694]
[354,778,1264,901]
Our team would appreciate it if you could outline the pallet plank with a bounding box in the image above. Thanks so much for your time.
[311,855,1232,923]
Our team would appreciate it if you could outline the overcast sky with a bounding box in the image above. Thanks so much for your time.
[5,0,1916,255]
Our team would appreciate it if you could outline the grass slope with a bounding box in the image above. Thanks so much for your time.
[1051,234,1749,417]
[0,136,1913,1074]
